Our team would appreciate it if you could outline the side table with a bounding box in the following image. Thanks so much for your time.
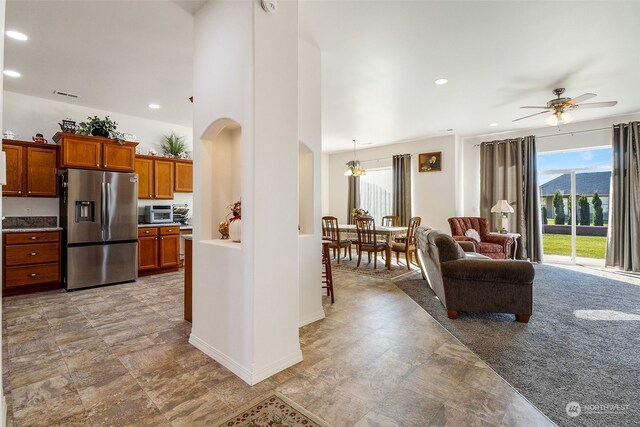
[489,232,522,260]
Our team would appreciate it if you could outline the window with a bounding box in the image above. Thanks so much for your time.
[359,167,392,224]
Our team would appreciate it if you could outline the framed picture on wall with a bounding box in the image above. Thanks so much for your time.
[418,152,442,172]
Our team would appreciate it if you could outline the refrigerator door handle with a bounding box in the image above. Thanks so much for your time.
[105,182,111,240]
[101,182,107,237]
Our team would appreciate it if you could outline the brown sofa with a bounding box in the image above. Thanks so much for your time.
[448,217,514,259]
[415,226,534,322]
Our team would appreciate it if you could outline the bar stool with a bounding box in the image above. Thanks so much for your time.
[322,240,334,303]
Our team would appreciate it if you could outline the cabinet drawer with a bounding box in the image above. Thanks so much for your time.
[5,231,60,245]
[5,263,60,287]
[5,243,59,266]
[138,227,159,237]
[160,226,179,235]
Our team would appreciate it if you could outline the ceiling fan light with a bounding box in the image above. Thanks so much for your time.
[560,111,574,124]
[546,113,558,126]
[344,168,353,176]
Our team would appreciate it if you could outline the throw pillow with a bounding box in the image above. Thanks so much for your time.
[465,228,481,242]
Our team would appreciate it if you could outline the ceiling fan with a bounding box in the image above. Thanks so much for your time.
[513,88,618,126]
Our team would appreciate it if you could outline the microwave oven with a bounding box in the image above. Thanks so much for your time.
[144,205,174,224]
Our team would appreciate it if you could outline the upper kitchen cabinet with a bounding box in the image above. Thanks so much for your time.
[54,132,137,172]
[134,155,174,199]
[2,140,58,198]
[174,160,193,192]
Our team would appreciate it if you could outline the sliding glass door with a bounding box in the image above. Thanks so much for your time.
[538,148,611,265]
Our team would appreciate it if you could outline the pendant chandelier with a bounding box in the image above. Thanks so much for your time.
[344,139,366,176]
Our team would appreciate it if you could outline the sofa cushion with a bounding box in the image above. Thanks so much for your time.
[433,234,466,262]
[477,242,503,253]
[441,259,535,284]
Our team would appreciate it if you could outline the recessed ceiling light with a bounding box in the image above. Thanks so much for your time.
[489,123,499,127]
[5,30,28,41]
[148,103,160,109]
[434,78,448,85]
[3,70,21,78]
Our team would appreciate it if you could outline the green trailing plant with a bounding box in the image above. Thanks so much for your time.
[541,205,548,225]
[160,132,186,157]
[77,115,125,143]
[592,192,604,226]
[578,194,590,225]
[552,190,565,225]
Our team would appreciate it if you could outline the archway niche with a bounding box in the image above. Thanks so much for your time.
[298,141,314,235]
[199,118,242,242]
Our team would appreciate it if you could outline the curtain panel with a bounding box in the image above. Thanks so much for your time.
[392,154,412,226]
[606,122,640,272]
[347,161,360,224]
[480,136,543,262]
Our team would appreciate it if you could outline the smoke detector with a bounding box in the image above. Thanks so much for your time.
[261,0,278,13]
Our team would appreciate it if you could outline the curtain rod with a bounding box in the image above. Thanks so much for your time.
[473,126,611,147]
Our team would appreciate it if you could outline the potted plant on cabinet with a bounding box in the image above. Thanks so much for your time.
[160,131,187,158]
[77,116,125,143]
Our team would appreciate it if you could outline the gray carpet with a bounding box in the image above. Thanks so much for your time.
[394,264,640,427]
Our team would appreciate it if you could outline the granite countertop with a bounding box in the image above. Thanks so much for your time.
[138,223,192,230]
[3,227,63,233]
[182,234,193,241]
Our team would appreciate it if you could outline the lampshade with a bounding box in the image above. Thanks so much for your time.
[545,113,558,126]
[560,111,574,124]
[491,200,514,214]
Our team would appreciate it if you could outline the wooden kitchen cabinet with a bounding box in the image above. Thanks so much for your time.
[154,159,174,199]
[2,144,23,196]
[27,147,58,197]
[3,231,61,296]
[54,132,137,172]
[174,160,193,192]
[137,226,179,275]
[2,140,58,198]
[134,156,175,200]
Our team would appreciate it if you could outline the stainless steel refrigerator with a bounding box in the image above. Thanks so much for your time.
[60,169,138,290]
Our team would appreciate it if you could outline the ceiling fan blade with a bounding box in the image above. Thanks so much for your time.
[512,110,549,122]
[520,106,549,109]
[567,93,596,105]
[574,101,618,109]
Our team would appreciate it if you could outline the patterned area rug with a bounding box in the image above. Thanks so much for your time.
[218,393,330,427]
[330,254,419,281]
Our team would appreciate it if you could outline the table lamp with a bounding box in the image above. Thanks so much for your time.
[491,200,514,234]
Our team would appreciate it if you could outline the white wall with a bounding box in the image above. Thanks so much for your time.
[2,91,194,220]
[461,112,640,217]
[192,0,302,385]
[327,134,458,233]
[298,38,324,327]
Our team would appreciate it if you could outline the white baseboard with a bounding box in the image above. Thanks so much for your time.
[189,334,253,384]
[188,334,302,386]
[299,309,325,327]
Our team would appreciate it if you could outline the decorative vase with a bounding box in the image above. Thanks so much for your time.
[229,219,241,242]
[92,127,109,137]
[219,221,230,240]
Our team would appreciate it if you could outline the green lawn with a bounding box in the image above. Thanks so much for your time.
[542,234,606,259]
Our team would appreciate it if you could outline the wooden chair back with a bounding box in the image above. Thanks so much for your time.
[355,217,378,245]
[406,216,422,245]
[322,216,340,241]
[382,215,400,227]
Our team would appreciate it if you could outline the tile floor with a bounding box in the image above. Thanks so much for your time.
[2,269,554,426]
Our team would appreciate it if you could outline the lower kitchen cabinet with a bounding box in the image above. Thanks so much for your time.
[2,231,61,296]
[138,226,180,275]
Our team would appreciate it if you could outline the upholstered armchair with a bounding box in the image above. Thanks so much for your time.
[448,217,514,260]
[415,226,534,322]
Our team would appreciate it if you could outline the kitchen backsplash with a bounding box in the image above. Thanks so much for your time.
[3,216,58,228]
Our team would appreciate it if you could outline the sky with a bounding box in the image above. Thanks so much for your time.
[538,148,611,184]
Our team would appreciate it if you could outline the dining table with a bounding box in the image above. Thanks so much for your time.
[337,224,408,270]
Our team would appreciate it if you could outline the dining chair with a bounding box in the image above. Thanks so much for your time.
[382,215,400,227]
[391,216,422,270]
[355,217,387,269]
[321,216,352,264]
[321,241,334,303]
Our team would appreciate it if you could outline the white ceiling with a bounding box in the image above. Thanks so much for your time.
[3,0,195,127]
[300,0,640,152]
[4,1,640,153]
